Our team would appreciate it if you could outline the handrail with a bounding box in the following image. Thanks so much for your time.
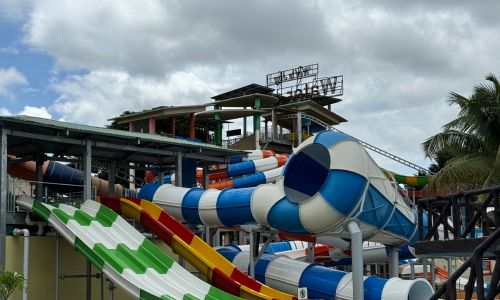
[430,227,500,300]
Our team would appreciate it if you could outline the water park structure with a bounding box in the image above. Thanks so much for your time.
[1,64,499,300]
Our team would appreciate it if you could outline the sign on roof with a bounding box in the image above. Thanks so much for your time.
[266,64,343,102]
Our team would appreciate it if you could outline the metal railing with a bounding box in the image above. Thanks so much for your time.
[416,186,500,300]
[7,177,99,212]
[417,186,500,242]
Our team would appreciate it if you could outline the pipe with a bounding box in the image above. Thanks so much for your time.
[56,233,60,300]
[25,213,44,235]
[13,228,29,300]
[346,220,364,300]
[218,245,434,300]
[388,246,399,278]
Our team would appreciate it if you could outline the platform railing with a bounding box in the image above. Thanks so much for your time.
[430,228,500,300]
[417,186,500,300]
[6,177,99,211]
[417,186,500,242]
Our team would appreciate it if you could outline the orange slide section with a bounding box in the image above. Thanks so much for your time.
[7,156,48,181]
[98,196,296,300]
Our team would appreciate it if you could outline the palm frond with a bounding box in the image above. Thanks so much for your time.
[422,130,488,158]
[426,154,493,193]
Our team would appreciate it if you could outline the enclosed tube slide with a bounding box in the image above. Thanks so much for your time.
[138,131,418,246]
[16,197,240,300]
[390,172,432,187]
[164,152,285,185]
[98,195,295,300]
[225,155,288,178]
[7,157,122,195]
[217,246,433,300]
[231,240,416,266]
[231,150,276,163]
[208,167,283,190]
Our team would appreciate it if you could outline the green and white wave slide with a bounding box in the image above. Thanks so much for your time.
[16,196,241,300]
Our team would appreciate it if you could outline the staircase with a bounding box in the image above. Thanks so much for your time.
[416,186,500,300]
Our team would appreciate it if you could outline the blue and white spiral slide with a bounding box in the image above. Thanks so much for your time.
[137,131,433,299]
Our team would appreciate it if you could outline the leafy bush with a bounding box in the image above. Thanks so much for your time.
[0,271,24,299]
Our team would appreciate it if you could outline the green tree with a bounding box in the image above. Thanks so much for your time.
[423,73,500,192]
[106,110,135,130]
[0,271,24,299]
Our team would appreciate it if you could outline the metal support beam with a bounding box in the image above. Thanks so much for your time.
[36,152,44,201]
[296,112,302,145]
[255,233,275,263]
[307,242,315,263]
[0,127,7,270]
[388,246,399,278]
[253,97,261,150]
[249,230,256,279]
[202,162,208,189]
[447,257,453,278]
[271,109,277,140]
[83,139,92,200]
[56,233,60,300]
[430,259,435,290]
[422,257,428,280]
[86,260,92,300]
[107,163,116,196]
[346,220,364,300]
[175,152,182,187]
[158,170,164,185]
[243,107,247,138]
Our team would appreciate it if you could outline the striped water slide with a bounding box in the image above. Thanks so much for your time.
[217,245,433,300]
[208,167,283,190]
[16,196,240,300]
[163,150,283,185]
[7,157,123,195]
[229,239,417,266]
[98,195,296,300]
[390,172,433,187]
[231,241,333,263]
[138,131,419,246]
[230,150,277,164]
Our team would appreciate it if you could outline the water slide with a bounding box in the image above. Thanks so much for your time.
[217,245,433,300]
[208,167,283,190]
[164,154,288,186]
[98,195,296,300]
[15,196,240,300]
[97,196,432,299]
[7,156,122,195]
[138,131,419,247]
[231,240,416,267]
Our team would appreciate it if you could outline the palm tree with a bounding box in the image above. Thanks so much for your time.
[423,73,500,192]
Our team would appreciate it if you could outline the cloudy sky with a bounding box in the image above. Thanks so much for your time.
[0,0,499,174]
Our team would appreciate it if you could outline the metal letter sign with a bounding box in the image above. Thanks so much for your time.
[266,64,318,86]
[266,64,343,103]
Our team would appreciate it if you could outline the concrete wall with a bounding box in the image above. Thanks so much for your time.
[228,134,256,150]
[5,235,199,300]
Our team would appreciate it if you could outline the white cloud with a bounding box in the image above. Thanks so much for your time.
[2,0,499,174]
[0,0,33,22]
[18,105,52,119]
[0,67,28,97]
[50,69,223,126]
[0,107,12,116]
